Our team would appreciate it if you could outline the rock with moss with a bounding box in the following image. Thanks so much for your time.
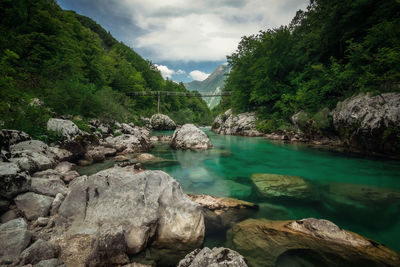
[251,173,314,200]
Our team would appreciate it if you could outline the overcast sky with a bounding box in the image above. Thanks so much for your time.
[57,0,308,82]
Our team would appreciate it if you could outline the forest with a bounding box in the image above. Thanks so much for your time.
[215,0,400,133]
[0,0,212,140]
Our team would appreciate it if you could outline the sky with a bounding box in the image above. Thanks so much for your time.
[57,0,308,83]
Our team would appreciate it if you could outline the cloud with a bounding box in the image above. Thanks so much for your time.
[189,70,210,81]
[155,64,175,79]
[176,69,186,75]
[58,0,308,62]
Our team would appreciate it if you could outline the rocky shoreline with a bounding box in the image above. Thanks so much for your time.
[1,113,400,266]
[212,93,400,159]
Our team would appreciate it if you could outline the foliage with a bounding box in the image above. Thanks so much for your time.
[218,0,400,133]
[0,0,212,139]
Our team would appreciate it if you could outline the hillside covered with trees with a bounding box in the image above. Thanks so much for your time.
[216,0,400,133]
[0,0,212,139]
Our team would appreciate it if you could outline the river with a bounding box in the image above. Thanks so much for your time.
[78,128,400,255]
[148,128,400,254]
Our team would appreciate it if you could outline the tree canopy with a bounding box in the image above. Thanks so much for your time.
[215,0,400,132]
[0,0,212,138]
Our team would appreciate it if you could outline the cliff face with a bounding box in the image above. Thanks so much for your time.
[185,64,230,109]
[331,92,400,155]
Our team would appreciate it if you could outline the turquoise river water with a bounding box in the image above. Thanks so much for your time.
[78,128,400,259]
[147,128,400,254]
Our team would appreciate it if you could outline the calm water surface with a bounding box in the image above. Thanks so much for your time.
[148,129,400,253]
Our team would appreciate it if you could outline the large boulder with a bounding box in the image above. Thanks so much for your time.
[171,124,212,150]
[251,173,314,200]
[150,114,176,130]
[212,109,262,137]
[14,192,54,220]
[0,162,31,199]
[177,247,248,267]
[9,140,56,173]
[0,218,32,265]
[31,176,68,197]
[187,194,258,231]
[331,92,400,155]
[57,166,204,266]
[227,218,400,267]
[0,129,31,150]
[47,118,82,140]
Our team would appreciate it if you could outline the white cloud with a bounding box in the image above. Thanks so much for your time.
[176,69,186,75]
[189,70,210,81]
[155,64,175,79]
[113,0,307,61]
[61,0,308,62]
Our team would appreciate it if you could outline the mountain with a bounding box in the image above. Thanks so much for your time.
[185,64,230,109]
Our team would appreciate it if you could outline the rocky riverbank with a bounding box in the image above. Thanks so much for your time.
[212,93,400,159]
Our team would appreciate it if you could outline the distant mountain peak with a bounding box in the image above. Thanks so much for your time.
[185,64,230,109]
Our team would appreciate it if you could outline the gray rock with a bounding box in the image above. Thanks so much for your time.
[85,225,129,267]
[50,193,65,215]
[62,170,80,183]
[1,209,18,223]
[0,129,31,150]
[10,140,56,172]
[150,113,176,130]
[84,146,116,162]
[58,167,204,263]
[34,258,64,267]
[104,133,150,153]
[332,92,400,154]
[49,147,72,162]
[54,161,76,174]
[37,217,50,226]
[171,124,213,150]
[20,239,60,265]
[0,162,31,199]
[0,218,31,264]
[15,192,54,220]
[212,109,263,136]
[47,119,82,140]
[177,247,248,267]
[31,177,67,197]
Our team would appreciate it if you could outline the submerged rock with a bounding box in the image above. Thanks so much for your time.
[171,124,213,150]
[251,173,314,200]
[0,218,31,265]
[187,194,258,231]
[57,167,204,266]
[212,109,262,137]
[177,247,248,267]
[331,92,400,155]
[150,113,176,130]
[321,183,400,228]
[227,218,400,267]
